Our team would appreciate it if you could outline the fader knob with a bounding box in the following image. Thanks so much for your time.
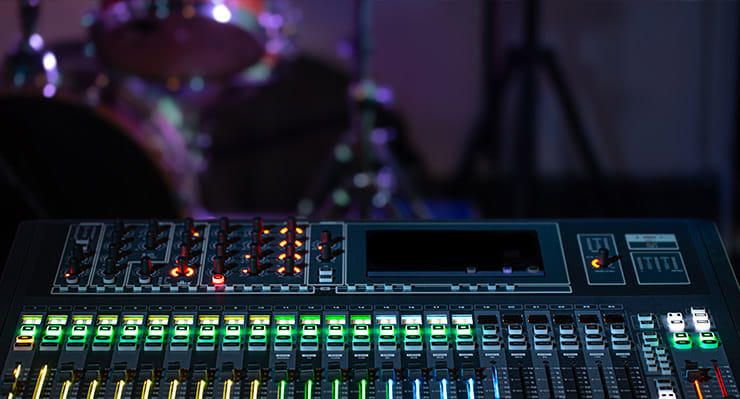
[181,230,191,246]
[184,217,195,235]
[320,230,332,261]
[217,230,228,246]
[283,246,295,276]
[177,256,188,274]
[598,248,609,265]
[252,216,264,237]
[148,219,159,233]
[251,227,263,246]
[213,256,225,275]
[103,257,117,283]
[141,256,154,275]
[286,217,296,231]
[68,257,81,275]
[179,244,189,259]
[73,244,84,260]
[139,256,154,284]
[145,230,158,249]
[215,243,226,258]
[66,257,81,283]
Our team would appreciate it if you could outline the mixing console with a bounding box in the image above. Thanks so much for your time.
[0,218,738,398]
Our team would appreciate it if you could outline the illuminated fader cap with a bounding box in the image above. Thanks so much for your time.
[325,315,346,351]
[351,316,371,351]
[222,315,245,351]
[427,314,449,350]
[14,314,43,351]
[273,315,295,351]
[376,315,397,351]
[299,315,320,351]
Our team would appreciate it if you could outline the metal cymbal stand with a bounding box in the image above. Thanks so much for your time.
[298,0,430,219]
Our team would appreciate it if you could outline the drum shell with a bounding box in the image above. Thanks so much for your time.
[0,43,200,218]
[91,0,268,81]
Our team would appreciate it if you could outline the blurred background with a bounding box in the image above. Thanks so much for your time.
[0,0,738,270]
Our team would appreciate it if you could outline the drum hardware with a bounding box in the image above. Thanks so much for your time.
[298,0,429,219]
[455,0,606,217]
[1,0,59,95]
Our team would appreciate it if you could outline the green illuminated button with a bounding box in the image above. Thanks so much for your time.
[698,332,719,350]
[403,325,423,351]
[671,332,692,350]
[40,325,63,351]
[144,325,165,351]
[118,325,140,351]
[274,325,294,351]
[352,324,371,351]
[92,325,115,351]
[378,325,397,351]
[196,325,216,351]
[65,325,89,351]
[222,325,243,351]
[300,325,319,351]
[326,325,345,351]
[170,325,191,351]
[429,324,449,350]
[455,324,475,350]
[248,325,268,351]
[20,325,37,336]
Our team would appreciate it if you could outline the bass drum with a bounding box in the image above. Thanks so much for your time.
[0,43,199,221]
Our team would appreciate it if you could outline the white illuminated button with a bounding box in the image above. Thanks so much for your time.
[690,306,706,315]
[666,313,685,332]
[668,319,685,332]
[693,317,711,332]
[666,312,683,322]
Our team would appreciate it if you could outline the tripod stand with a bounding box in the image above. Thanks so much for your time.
[298,0,429,219]
[457,0,606,217]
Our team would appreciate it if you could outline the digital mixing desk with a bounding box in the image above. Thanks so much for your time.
[0,218,738,398]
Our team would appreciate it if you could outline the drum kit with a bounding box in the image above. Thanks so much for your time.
[0,0,426,221]
[0,0,292,218]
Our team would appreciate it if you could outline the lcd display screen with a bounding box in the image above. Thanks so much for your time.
[365,230,544,276]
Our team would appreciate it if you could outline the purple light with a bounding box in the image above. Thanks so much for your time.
[42,52,57,71]
[376,86,394,104]
[42,84,56,98]
[371,128,390,145]
[259,13,283,29]
[503,266,513,274]
[212,4,231,23]
[28,34,44,51]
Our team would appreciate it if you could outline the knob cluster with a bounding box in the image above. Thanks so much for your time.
[277,217,305,276]
[102,220,130,284]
